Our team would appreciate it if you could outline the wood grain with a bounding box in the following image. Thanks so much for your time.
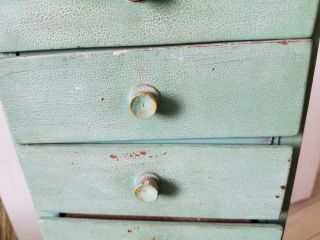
[0,40,312,143]
[17,144,292,219]
[39,217,283,240]
[0,0,318,51]
[0,198,18,240]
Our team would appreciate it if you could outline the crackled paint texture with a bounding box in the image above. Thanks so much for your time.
[0,40,311,143]
[0,0,319,51]
[17,145,292,219]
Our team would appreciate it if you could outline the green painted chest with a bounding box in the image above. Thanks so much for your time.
[0,1,319,239]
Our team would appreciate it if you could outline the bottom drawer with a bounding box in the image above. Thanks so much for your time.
[40,218,283,240]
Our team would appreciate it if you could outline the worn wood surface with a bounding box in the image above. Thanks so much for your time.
[0,198,18,240]
[0,40,311,144]
[18,145,292,219]
[39,217,283,240]
[0,0,318,52]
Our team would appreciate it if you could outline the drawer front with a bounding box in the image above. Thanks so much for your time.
[0,41,311,143]
[18,145,292,219]
[40,218,283,240]
[0,0,318,52]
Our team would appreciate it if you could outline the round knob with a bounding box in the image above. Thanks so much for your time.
[129,84,160,119]
[134,173,160,202]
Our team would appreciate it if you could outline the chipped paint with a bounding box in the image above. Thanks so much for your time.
[110,154,118,160]
[122,151,159,159]
[280,40,289,45]
[280,185,286,190]
[112,50,130,56]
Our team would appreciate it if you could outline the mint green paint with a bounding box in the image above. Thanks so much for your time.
[279,135,303,147]
[0,41,311,143]
[0,0,318,52]
[17,145,292,219]
[39,218,283,240]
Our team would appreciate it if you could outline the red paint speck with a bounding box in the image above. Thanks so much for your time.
[149,156,153,158]
[135,154,140,157]
[281,40,289,45]
[140,151,147,155]
[280,185,286,190]
[110,154,118,159]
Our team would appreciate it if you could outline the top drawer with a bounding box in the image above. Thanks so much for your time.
[0,0,319,52]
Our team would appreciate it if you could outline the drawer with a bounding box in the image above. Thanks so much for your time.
[18,145,292,219]
[0,40,311,143]
[0,0,318,52]
[39,218,283,240]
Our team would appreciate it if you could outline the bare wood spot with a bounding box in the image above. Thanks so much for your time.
[110,154,118,160]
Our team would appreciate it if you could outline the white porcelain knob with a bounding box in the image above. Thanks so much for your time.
[134,173,160,202]
[129,84,160,119]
